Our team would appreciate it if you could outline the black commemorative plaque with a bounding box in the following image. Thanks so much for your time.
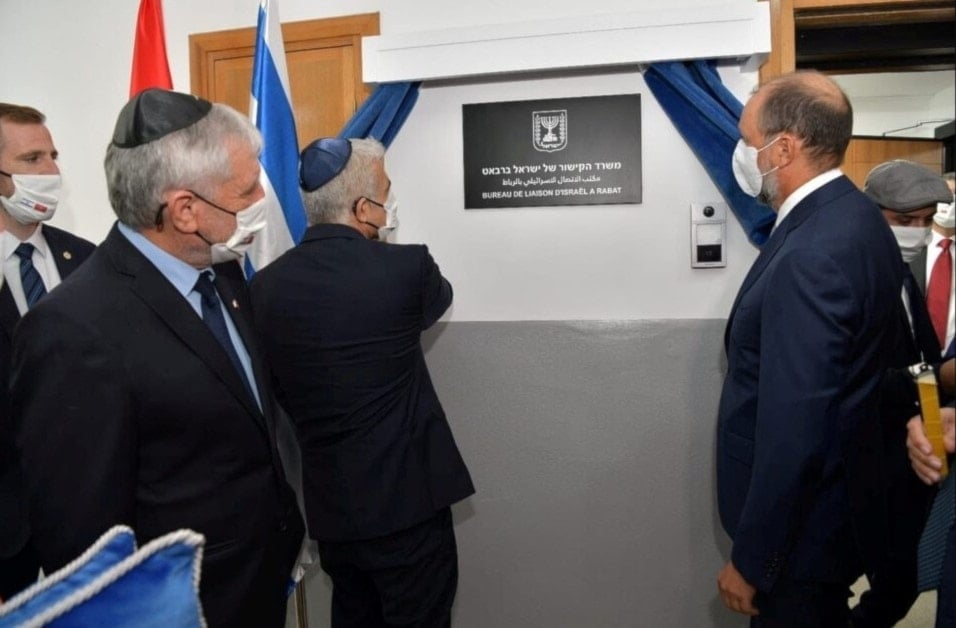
[463,94,641,208]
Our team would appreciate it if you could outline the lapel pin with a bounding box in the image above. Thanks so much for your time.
[231,299,239,309]
[63,251,73,260]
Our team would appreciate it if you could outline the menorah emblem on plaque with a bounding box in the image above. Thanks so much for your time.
[532,109,568,153]
[540,115,560,142]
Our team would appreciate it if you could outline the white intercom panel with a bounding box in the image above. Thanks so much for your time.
[690,202,727,268]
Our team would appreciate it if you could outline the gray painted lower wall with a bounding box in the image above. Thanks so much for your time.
[290,319,742,628]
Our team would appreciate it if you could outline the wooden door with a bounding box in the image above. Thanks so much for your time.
[844,137,945,188]
[189,13,379,149]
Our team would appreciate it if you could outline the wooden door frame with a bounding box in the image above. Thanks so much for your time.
[189,12,380,102]
[759,0,954,83]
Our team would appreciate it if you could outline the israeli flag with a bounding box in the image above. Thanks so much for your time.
[247,3,318,589]
[247,0,307,273]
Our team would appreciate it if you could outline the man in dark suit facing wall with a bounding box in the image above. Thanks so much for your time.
[0,102,95,601]
[715,71,902,627]
[250,137,474,628]
[9,89,304,627]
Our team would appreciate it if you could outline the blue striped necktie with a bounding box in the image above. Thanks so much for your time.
[14,243,47,309]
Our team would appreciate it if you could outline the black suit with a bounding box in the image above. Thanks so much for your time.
[250,223,474,626]
[910,246,929,294]
[937,432,955,628]
[250,224,474,542]
[0,225,94,599]
[10,224,303,627]
[852,270,942,627]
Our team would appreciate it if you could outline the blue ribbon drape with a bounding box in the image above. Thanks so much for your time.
[644,60,775,247]
[339,81,422,148]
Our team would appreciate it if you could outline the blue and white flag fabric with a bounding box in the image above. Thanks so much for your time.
[0,526,205,628]
[247,0,307,274]
[339,82,421,148]
[248,0,318,591]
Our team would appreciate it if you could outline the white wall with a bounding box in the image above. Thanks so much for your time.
[0,0,764,322]
[383,0,757,32]
[832,71,956,139]
[391,67,760,321]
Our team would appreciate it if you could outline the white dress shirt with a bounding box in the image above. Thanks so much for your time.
[772,169,843,233]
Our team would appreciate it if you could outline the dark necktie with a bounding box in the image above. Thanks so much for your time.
[926,238,952,348]
[193,271,256,402]
[14,243,47,309]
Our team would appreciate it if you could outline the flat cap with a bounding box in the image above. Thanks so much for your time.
[300,138,352,192]
[111,89,212,148]
[863,160,953,212]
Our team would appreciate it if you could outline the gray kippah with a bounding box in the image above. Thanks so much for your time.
[111,89,212,148]
[863,160,953,212]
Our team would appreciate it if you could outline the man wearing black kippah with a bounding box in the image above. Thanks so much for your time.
[250,137,474,628]
[9,89,304,627]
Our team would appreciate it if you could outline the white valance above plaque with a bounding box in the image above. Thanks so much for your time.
[362,2,771,83]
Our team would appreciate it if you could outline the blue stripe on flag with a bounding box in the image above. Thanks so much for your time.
[248,1,306,274]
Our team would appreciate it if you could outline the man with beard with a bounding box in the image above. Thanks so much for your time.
[849,160,954,627]
[715,71,902,627]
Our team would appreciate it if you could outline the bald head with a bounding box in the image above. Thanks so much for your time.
[755,71,853,172]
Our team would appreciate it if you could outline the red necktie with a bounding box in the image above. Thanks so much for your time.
[926,238,953,348]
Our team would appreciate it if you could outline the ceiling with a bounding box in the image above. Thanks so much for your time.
[794,2,955,73]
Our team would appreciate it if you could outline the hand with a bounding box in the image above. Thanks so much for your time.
[939,359,954,397]
[906,407,955,485]
[717,560,759,616]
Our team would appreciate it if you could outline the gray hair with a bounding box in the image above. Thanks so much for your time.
[757,71,853,171]
[103,103,262,229]
[303,138,385,226]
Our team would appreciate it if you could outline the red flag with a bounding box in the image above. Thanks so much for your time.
[129,0,173,97]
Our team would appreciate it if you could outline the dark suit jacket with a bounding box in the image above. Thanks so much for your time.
[0,225,94,592]
[250,223,474,542]
[910,246,929,294]
[717,176,902,593]
[880,268,947,560]
[10,224,303,627]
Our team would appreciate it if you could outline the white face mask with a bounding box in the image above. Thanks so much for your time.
[890,225,932,263]
[209,195,268,264]
[0,173,61,224]
[377,190,399,241]
[732,137,780,199]
[361,191,399,241]
[934,201,955,229]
